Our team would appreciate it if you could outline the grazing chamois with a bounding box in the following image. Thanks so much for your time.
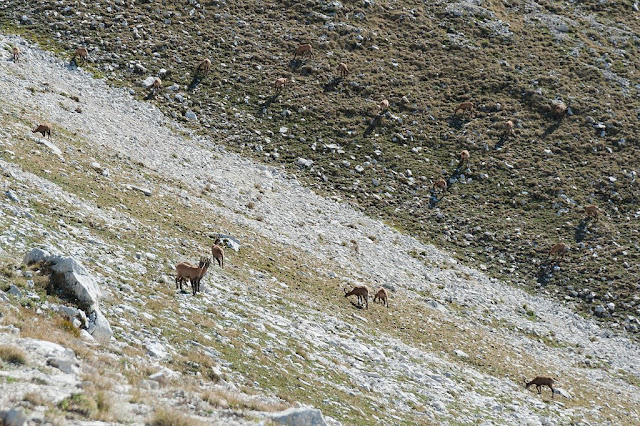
[32,123,52,138]
[525,376,555,398]
[344,285,369,309]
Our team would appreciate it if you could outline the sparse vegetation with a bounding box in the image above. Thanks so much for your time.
[0,345,26,365]
[148,407,204,426]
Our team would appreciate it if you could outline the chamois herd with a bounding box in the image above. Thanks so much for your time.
[14,41,596,398]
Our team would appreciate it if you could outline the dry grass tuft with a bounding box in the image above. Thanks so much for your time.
[147,407,206,426]
[0,344,27,365]
[202,389,288,412]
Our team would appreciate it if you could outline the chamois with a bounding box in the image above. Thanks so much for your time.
[191,257,211,295]
[12,46,20,62]
[74,47,88,64]
[454,101,474,117]
[196,58,211,75]
[585,204,599,221]
[294,44,313,59]
[175,258,205,292]
[459,150,470,168]
[503,120,515,136]
[211,238,225,268]
[525,376,555,398]
[274,77,288,94]
[378,99,390,112]
[344,285,369,309]
[433,178,448,193]
[337,62,349,77]
[548,243,568,260]
[150,77,162,95]
[550,101,567,119]
[32,123,52,138]
[373,287,388,307]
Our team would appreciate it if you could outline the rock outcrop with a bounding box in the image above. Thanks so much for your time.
[24,247,112,344]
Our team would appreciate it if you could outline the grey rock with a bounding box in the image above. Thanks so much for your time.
[297,158,314,168]
[49,256,102,309]
[141,76,156,87]
[5,190,20,203]
[454,349,469,358]
[268,407,327,426]
[86,310,112,345]
[8,285,22,297]
[46,349,80,375]
[0,408,26,426]
[184,110,197,120]
[0,291,9,302]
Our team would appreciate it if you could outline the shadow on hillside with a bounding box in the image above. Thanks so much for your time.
[428,191,446,209]
[447,115,470,130]
[541,120,562,138]
[537,260,557,285]
[257,94,279,116]
[187,75,203,91]
[347,299,367,310]
[144,90,158,101]
[324,77,342,92]
[364,113,388,136]
[575,219,589,243]
[289,58,305,70]
[495,134,510,150]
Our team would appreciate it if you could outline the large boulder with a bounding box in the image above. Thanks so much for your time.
[268,407,327,426]
[50,257,102,310]
[24,247,112,345]
[0,408,26,426]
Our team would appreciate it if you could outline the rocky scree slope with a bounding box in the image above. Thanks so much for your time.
[1,0,639,330]
[0,35,639,425]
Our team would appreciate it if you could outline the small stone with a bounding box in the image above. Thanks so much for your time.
[296,158,313,168]
[8,285,22,298]
[5,190,20,203]
[454,349,469,358]
[184,110,197,120]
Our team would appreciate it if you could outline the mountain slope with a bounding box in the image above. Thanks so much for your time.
[2,0,638,330]
[0,35,639,424]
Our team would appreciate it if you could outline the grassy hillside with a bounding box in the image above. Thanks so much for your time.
[1,0,639,331]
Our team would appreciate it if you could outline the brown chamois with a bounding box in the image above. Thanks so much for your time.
[12,46,20,63]
[32,123,52,138]
[373,287,388,307]
[459,149,470,168]
[176,257,205,290]
[433,178,448,193]
[550,101,567,119]
[378,99,390,112]
[503,120,515,136]
[525,376,555,398]
[196,58,211,75]
[585,204,599,221]
[74,46,88,64]
[548,243,568,260]
[274,77,288,94]
[175,258,203,291]
[150,77,162,95]
[454,101,474,116]
[211,238,225,268]
[294,44,313,59]
[337,62,349,77]
[191,257,211,295]
[344,285,369,309]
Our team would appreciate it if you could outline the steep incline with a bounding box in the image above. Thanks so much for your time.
[0,35,639,425]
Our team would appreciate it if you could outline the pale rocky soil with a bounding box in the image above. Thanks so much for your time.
[0,35,639,425]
